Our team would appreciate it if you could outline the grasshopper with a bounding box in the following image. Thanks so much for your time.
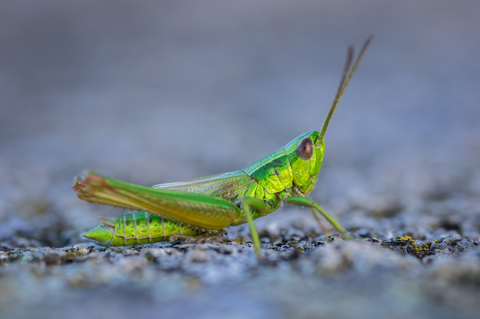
[74,34,373,254]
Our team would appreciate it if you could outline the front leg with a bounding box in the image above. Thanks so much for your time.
[240,197,274,256]
[285,196,352,239]
[308,207,331,233]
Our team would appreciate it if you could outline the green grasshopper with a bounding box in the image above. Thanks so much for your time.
[74,35,373,254]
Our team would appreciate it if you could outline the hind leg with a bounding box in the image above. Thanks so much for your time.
[169,229,227,244]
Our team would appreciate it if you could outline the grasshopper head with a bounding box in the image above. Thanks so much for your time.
[284,131,324,194]
[285,34,373,195]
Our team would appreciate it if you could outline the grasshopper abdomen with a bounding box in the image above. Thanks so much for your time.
[83,212,198,246]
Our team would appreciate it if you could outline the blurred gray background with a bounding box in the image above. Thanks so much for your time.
[1,0,479,243]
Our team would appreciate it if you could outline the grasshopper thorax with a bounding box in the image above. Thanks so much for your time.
[284,130,324,194]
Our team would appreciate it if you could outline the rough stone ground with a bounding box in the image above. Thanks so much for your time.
[1,1,480,319]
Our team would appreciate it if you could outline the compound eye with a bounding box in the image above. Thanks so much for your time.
[296,138,313,160]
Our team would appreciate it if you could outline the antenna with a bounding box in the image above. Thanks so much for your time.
[319,33,374,138]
